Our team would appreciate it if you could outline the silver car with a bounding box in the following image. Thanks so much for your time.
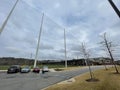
[21,66,31,73]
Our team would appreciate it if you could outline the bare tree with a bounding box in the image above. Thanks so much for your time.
[100,33,119,73]
[81,42,94,79]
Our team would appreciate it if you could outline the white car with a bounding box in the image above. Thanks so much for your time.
[42,66,49,72]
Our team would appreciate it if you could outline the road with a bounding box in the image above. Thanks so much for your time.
[0,66,106,90]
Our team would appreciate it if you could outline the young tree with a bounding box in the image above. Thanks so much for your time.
[100,33,119,73]
[81,42,94,79]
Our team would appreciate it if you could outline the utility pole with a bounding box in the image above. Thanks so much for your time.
[33,13,44,68]
[64,29,67,68]
[108,0,120,18]
[0,0,19,34]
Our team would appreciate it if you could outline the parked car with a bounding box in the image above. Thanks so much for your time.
[42,66,49,72]
[21,66,31,73]
[7,65,21,74]
[32,67,40,73]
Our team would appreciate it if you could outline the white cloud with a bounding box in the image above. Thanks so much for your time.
[54,3,60,8]
[5,46,22,53]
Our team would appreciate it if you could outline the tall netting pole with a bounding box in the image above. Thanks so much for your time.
[0,0,19,34]
[64,29,67,68]
[34,13,44,68]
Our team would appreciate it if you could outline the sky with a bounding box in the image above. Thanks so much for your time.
[0,0,120,60]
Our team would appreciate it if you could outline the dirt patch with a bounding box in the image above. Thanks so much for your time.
[54,68,64,71]
[86,78,99,82]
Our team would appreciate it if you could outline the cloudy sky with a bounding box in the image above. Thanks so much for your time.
[0,0,120,60]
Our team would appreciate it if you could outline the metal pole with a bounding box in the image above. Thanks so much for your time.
[33,13,44,68]
[0,0,19,34]
[108,0,120,18]
[64,29,67,68]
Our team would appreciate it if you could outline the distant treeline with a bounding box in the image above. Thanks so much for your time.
[0,57,85,66]
[0,57,117,66]
[0,57,38,65]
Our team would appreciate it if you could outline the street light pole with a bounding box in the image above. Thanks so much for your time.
[108,0,120,18]
[64,29,67,68]
[0,0,19,34]
[33,13,44,68]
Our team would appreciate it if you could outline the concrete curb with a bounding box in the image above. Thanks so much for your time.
[41,74,84,90]
[49,69,56,72]
[0,70,7,73]
[57,78,76,84]
[41,73,88,90]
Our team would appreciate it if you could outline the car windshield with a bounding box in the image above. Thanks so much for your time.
[34,67,39,68]
[23,67,30,69]
[10,65,18,68]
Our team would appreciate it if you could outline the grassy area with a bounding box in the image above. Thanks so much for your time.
[37,64,65,68]
[54,66,84,71]
[0,65,10,70]
[0,64,82,70]
[45,67,120,90]
[0,65,65,70]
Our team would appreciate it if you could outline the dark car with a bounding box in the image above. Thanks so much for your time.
[7,65,21,74]
[32,67,40,73]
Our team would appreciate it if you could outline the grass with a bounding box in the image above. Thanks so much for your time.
[0,65,10,70]
[54,66,83,71]
[37,64,65,68]
[0,64,82,70]
[45,66,120,90]
[0,65,65,70]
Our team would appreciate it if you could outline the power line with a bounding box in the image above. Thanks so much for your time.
[108,0,120,18]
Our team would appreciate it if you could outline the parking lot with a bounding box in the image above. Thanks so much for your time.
[0,66,106,90]
[0,72,41,80]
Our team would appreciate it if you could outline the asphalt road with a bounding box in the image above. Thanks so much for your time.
[0,66,106,90]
